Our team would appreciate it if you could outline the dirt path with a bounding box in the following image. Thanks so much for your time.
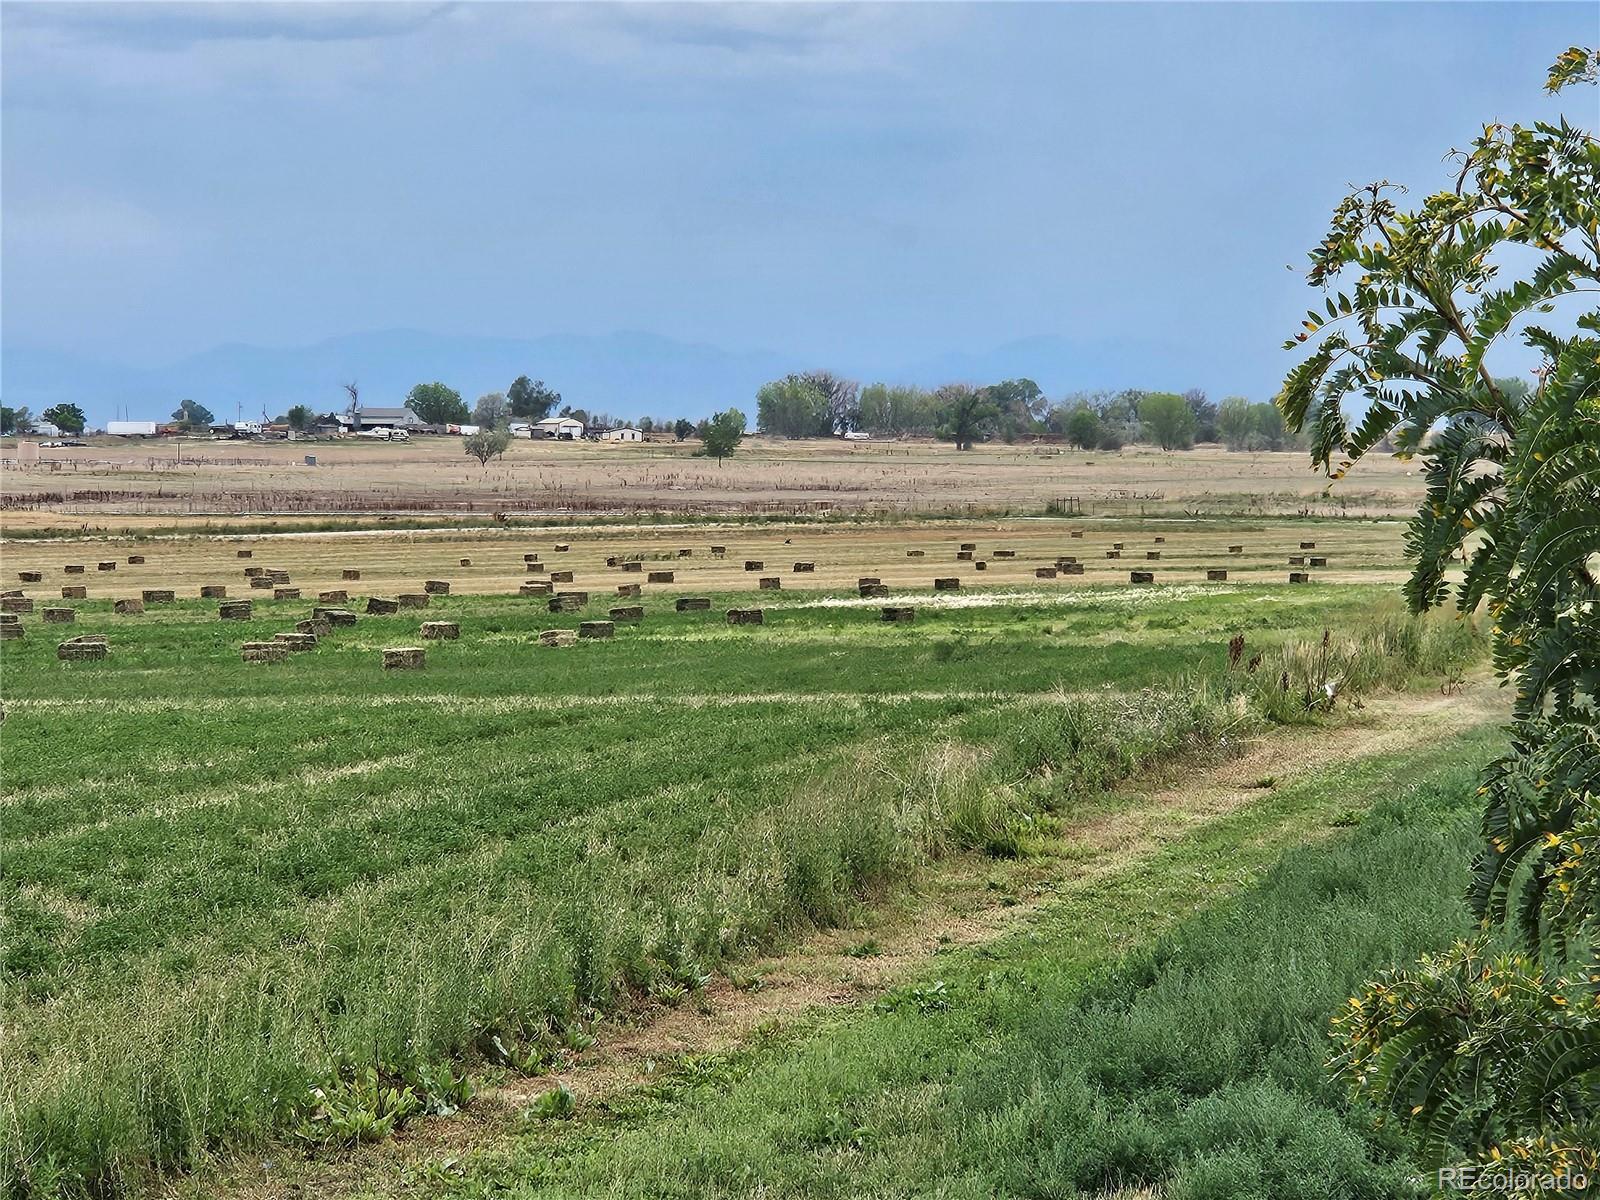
[197,679,1505,1200]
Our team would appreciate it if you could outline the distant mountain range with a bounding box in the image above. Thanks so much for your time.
[2,329,1253,429]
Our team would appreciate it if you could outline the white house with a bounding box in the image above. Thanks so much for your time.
[601,427,642,442]
[532,416,586,440]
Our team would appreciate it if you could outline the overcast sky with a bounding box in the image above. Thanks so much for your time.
[3,1,1592,377]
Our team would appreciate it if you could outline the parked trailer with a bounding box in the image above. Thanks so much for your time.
[107,420,159,437]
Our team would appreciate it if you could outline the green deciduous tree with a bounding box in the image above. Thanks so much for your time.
[285,405,313,432]
[473,392,510,429]
[672,418,694,442]
[405,382,468,426]
[983,378,1046,442]
[1137,392,1195,450]
[858,383,938,436]
[171,399,214,429]
[42,404,86,435]
[935,384,998,451]
[1278,47,1600,1176]
[1248,401,1287,450]
[1184,388,1218,443]
[1217,396,1253,450]
[756,374,833,438]
[700,408,746,463]
[507,376,559,422]
[1065,406,1101,450]
[464,426,512,466]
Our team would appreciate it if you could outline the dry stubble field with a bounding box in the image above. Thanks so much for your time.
[0,435,1428,528]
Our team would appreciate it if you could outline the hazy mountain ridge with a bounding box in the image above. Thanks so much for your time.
[2,329,1248,428]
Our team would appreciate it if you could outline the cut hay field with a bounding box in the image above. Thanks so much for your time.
[0,515,1407,601]
[0,511,1485,1198]
[0,436,1429,528]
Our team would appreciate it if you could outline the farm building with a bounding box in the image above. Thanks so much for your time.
[531,416,586,440]
[601,427,643,442]
[336,406,426,432]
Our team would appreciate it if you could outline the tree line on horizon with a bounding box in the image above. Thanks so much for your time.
[753,371,1304,452]
[7,369,1521,453]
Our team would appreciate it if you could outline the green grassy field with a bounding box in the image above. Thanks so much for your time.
[441,729,1499,1200]
[0,581,1479,1196]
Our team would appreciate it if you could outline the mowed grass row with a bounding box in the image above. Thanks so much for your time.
[460,728,1503,1200]
[0,587,1478,1196]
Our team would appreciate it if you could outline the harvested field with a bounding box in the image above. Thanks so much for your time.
[0,439,1431,531]
[0,495,1485,1200]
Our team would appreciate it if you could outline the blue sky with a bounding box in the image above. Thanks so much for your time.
[2,1,1593,403]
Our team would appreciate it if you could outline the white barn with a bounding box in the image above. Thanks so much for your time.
[600,427,642,442]
[532,416,586,440]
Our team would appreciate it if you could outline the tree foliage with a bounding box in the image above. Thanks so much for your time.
[404,382,468,427]
[1137,392,1196,450]
[507,376,559,422]
[464,426,511,467]
[983,378,1046,443]
[472,392,510,429]
[935,384,998,450]
[857,383,939,436]
[171,398,214,428]
[700,408,746,462]
[756,374,833,438]
[1278,48,1600,1178]
[1065,405,1101,450]
[285,405,313,432]
[1217,396,1253,450]
[42,404,86,435]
